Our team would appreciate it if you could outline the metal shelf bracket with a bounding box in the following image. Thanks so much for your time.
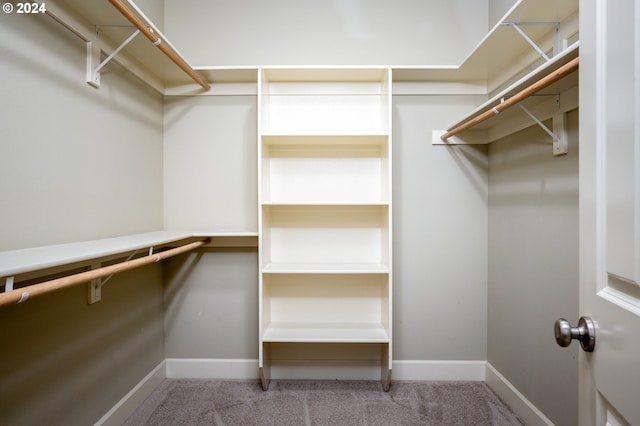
[3,276,14,293]
[501,22,561,61]
[88,262,102,304]
[87,28,141,88]
[87,248,142,304]
[504,94,567,155]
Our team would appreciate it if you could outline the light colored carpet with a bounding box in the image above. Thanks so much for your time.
[123,379,525,425]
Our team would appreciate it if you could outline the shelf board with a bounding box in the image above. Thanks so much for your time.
[262,67,389,83]
[262,322,389,343]
[0,231,193,277]
[444,42,579,133]
[261,134,389,144]
[392,0,578,82]
[262,203,388,211]
[192,232,258,237]
[59,0,201,88]
[0,231,261,277]
[192,232,259,248]
[262,263,390,274]
[261,131,389,138]
[262,202,389,207]
[193,66,259,84]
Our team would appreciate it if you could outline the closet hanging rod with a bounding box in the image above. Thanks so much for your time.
[440,56,579,141]
[0,238,210,308]
[107,0,210,91]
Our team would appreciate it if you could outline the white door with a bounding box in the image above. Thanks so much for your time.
[577,0,640,424]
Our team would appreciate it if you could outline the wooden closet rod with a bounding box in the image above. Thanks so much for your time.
[0,238,210,308]
[441,56,579,141]
[108,0,210,91]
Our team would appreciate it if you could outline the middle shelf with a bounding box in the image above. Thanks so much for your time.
[261,135,390,204]
[261,205,390,272]
[261,273,391,343]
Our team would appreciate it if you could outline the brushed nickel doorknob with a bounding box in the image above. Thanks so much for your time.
[554,316,595,352]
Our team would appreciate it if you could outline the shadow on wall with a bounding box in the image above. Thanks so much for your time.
[489,118,579,207]
[0,264,165,424]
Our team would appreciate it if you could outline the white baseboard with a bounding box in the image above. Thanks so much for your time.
[485,363,554,426]
[393,360,486,381]
[98,358,548,426]
[166,358,259,379]
[95,360,167,426]
[164,358,486,382]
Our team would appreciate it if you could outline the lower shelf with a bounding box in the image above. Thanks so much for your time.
[262,322,389,343]
[262,263,389,273]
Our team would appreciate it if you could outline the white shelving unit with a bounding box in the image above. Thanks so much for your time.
[258,67,393,390]
[393,0,578,85]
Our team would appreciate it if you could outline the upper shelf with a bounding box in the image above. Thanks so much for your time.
[53,0,577,94]
[0,231,258,278]
[393,0,579,84]
[262,67,389,83]
[445,42,579,133]
[0,231,192,278]
[54,0,177,84]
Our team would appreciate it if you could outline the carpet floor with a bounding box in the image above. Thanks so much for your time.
[123,379,525,425]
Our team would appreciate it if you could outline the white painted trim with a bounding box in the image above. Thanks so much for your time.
[164,358,486,382]
[95,361,166,426]
[485,363,554,426]
[98,360,551,425]
[393,360,486,381]
[393,81,487,96]
[166,358,260,379]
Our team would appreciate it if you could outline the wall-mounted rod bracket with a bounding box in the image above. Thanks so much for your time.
[1,239,209,309]
[512,98,567,156]
[108,0,211,90]
[88,262,103,304]
[501,22,560,61]
[3,276,14,293]
[87,249,141,304]
[87,28,140,88]
[439,56,578,143]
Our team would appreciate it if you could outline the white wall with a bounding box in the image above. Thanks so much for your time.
[161,94,490,365]
[0,265,165,425]
[135,0,164,32]
[393,96,488,360]
[163,0,488,66]
[0,10,164,251]
[487,111,579,425]
[161,0,491,367]
[0,9,166,425]
[163,95,257,232]
[164,249,259,359]
[488,0,517,28]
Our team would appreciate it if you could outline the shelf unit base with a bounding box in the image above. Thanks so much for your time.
[259,342,392,391]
